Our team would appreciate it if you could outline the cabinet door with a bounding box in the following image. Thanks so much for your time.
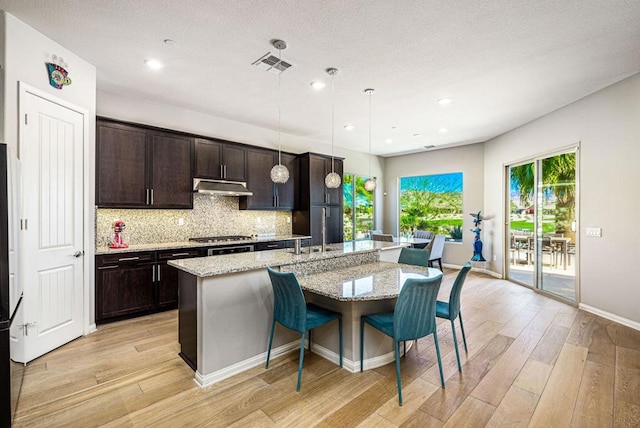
[156,249,201,308]
[310,205,344,246]
[276,153,297,209]
[96,121,148,207]
[241,149,276,209]
[96,263,155,322]
[325,159,343,206]
[194,139,223,179]
[150,132,193,208]
[222,144,247,181]
[309,156,328,205]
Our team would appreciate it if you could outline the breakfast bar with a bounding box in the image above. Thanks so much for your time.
[168,241,416,387]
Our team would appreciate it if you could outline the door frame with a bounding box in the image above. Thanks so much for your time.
[503,143,581,305]
[18,82,95,336]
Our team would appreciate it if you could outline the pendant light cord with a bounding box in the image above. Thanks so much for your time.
[277,49,282,166]
[368,91,372,179]
[331,72,336,173]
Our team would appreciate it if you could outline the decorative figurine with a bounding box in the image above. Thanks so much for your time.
[109,220,128,248]
[470,211,486,262]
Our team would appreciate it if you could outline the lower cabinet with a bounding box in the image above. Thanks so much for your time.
[96,248,201,324]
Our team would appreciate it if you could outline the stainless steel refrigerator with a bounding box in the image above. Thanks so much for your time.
[1,143,23,427]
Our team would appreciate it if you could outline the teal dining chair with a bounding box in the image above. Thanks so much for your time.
[436,262,472,372]
[265,266,343,391]
[360,274,444,406]
[397,247,430,267]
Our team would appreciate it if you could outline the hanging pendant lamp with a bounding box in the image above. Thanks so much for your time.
[270,40,290,184]
[363,88,377,191]
[324,68,341,189]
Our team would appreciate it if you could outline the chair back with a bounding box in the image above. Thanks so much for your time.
[413,230,434,240]
[448,262,472,319]
[429,234,446,260]
[393,275,442,341]
[266,266,307,333]
[369,229,382,238]
[372,233,394,242]
[398,247,430,267]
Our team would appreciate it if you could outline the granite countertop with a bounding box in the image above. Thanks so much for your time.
[297,261,442,301]
[167,240,406,277]
[95,234,312,255]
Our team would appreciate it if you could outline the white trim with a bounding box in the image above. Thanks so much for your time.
[307,341,411,373]
[194,340,300,388]
[579,303,640,332]
[443,262,502,279]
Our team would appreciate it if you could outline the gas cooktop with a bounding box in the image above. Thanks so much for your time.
[189,235,253,244]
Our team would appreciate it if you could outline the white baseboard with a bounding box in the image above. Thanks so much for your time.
[443,262,502,279]
[579,303,640,332]
[194,341,300,388]
[308,342,411,373]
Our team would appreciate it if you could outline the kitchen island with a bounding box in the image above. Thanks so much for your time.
[168,241,412,387]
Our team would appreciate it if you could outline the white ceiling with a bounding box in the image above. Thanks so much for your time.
[1,0,640,156]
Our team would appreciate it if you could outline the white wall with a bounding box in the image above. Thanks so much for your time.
[0,12,97,328]
[97,89,386,229]
[484,72,640,325]
[383,143,484,267]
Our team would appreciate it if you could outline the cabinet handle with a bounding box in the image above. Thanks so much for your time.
[171,252,190,257]
[266,244,279,248]
[273,195,276,207]
[326,208,331,218]
[327,194,331,204]
[223,165,227,178]
[157,265,161,281]
[118,256,140,261]
[220,164,224,177]
[146,188,150,205]
[276,195,279,207]
[98,265,119,270]
[152,265,156,282]
[151,188,154,205]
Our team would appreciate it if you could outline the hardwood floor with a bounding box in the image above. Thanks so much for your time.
[13,270,640,427]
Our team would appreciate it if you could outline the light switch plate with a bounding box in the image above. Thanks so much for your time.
[586,227,602,237]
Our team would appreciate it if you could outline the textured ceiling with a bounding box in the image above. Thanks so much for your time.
[1,0,639,156]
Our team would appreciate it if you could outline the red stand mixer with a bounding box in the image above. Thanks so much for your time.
[109,220,129,249]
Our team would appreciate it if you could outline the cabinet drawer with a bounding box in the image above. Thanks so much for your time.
[97,251,155,267]
[255,241,287,251]
[157,249,202,261]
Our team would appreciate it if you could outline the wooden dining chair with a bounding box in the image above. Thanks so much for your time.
[372,233,394,242]
[265,266,343,391]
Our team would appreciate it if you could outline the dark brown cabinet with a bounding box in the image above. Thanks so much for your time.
[96,119,193,209]
[95,248,202,323]
[239,148,296,210]
[293,153,344,246]
[194,138,247,182]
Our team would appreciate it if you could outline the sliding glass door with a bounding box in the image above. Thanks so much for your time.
[507,148,578,302]
[343,173,375,240]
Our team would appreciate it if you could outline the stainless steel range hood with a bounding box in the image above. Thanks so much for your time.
[193,178,253,196]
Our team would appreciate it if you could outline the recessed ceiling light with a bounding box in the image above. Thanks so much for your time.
[310,81,326,90]
[386,139,393,144]
[412,133,421,138]
[144,59,164,70]
[437,97,452,106]
[438,127,448,134]
[344,124,355,131]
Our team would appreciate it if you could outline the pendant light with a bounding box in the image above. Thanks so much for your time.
[324,68,341,189]
[363,88,377,191]
[270,39,290,184]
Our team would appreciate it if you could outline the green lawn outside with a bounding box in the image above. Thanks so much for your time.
[510,220,556,233]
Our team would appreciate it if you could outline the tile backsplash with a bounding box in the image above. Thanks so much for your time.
[96,194,292,247]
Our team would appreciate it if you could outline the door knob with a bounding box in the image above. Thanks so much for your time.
[72,251,84,258]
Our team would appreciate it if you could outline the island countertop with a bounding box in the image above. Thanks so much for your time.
[297,261,442,301]
[168,240,408,277]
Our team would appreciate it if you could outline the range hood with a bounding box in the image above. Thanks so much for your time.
[193,178,253,196]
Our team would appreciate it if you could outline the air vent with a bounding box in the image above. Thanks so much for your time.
[252,52,292,75]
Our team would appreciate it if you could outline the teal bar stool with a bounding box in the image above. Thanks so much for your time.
[265,266,343,391]
[360,274,444,406]
[436,262,472,372]
[397,247,430,267]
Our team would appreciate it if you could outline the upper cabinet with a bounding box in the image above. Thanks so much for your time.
[239,148,297,210]
[308,154,344,206]
[96,119,193,209]
[194,138,247,182]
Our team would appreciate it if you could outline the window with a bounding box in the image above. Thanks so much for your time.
[399,172,463,241]
[343,173,375,240]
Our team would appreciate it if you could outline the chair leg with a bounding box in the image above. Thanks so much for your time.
[438,259,443,271]
[296,331,306,392]
[450,319,462,372]
[403,341,406,357]
[308,329,312,352]
[266,320,276,369]
[458,313,468,353]
[433,330,445,388]
[360,318,365,372]
[338,317,343,368]
[394,341,403,406]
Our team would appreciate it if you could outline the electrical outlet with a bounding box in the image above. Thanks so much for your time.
[586,227,602,237]
[178,218,184,226]
[286,216,291,223]
[493,254,497,261]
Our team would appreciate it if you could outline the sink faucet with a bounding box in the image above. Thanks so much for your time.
[321,207,327,252]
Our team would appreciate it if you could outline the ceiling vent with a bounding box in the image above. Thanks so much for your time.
[253,52,292,75]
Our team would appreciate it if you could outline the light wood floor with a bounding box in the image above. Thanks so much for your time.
[13,270,640,427]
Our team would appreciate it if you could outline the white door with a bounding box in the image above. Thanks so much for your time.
[20,90,85,362]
